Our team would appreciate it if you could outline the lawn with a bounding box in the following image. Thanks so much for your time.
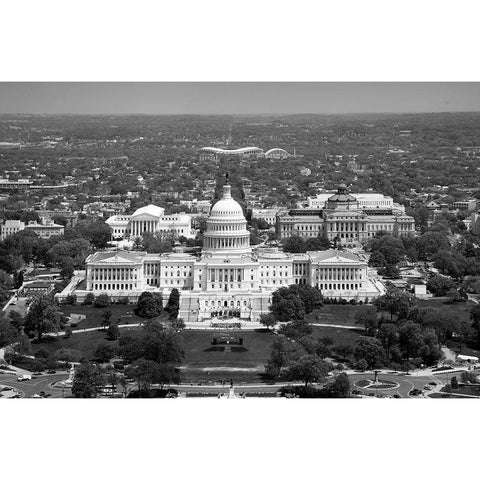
[179,330,276,384]
[57,304,168,329]
[30,329,134,361]
[311,325,363,348]
[307,305,372,327]
[416,298,473,327]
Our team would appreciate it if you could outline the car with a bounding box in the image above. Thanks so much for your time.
[17,374,32,382]
[47,370,56,374]
[32,393,42,398]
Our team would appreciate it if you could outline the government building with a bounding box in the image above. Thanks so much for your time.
[105,205,194,240]
[277,185,415,245]
[58,182,385,322]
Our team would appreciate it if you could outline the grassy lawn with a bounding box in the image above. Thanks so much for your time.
[30,329,133,361]
[311,325,362,348]
[416,298,473,327]
[57,304,168,329]
[307,305,372,327]
[179,330,276,384]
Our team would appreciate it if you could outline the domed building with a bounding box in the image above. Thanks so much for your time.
[202,184,251,257]
[60,179,386,323]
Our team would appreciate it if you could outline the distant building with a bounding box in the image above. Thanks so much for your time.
[452,199,477,211]
[278,185,415,245]
[251,208,282,227]
[0,219,25,239]
[106,204,194,240]
[24,220,65,238]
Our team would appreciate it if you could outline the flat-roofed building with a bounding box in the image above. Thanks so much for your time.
[0,219,25,239]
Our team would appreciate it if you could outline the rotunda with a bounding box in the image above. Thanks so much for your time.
[202,183,251,257]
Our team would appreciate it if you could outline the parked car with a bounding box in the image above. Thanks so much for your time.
[17,374,32,382]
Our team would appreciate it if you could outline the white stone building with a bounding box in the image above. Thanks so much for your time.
[106,204,194,240]
[58,182,385,321]
[0,219,25,239]
[278,185,415,245]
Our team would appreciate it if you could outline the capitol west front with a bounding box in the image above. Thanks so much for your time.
[58,182,386,322]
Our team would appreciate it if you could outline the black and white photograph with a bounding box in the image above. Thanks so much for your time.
[1,2,480,480]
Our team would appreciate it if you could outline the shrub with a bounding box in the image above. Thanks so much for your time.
[82,293,95,306]
[94,294,111,308]
[64,294,77,306]
[354,359,369,371]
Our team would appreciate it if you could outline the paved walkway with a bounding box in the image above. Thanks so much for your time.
[310,323,359,330]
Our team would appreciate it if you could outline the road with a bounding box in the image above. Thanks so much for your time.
[0,371,447,399]
[348,372,437,398]
[0,372,69,398]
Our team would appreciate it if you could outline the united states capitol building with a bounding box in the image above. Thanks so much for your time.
[58,182,386,322]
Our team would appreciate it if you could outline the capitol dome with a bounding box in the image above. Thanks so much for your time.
[209,184,244,218]
[202,183,251,257]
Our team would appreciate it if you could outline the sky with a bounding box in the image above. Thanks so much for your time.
[0,83,479,115]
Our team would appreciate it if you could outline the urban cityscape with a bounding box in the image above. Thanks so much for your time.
[2,107,480,399]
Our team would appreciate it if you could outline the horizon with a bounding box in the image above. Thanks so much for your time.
[0,83,479,115]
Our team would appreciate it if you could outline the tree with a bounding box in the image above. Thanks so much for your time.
[259,313,277,330]
[118,333,144,362]
[0,316,19,348]
[125,359,175,395]
[82,292,95,306]
[271,289,306,323]
[282,235,306,253]
[278,319,313,340]
[13,270,24,289]
[286,284,323,314]
[305,236,331,251]
[73,220,112,249]
[368,234,407,266]
[24,294,59,340]
[142,322,184,364]
[171,317,185,332]
[353,358,369,371]
[101,310,113,330]
[325,372,351,398]
[54,348,83,363]
[354,336,387,369]
[265,337,303,379]
[354,307,378,335]
[135,292,163,319]
[427,275,456,297]
[333,344,355,361]
[72,363,104,398]
[106,323,120,340]
[450,376,459,389]
[375,289,414,321]
[165,288,180,320]
[0,269,13,304]
[286,355,331,387]
[94,293,111,308]
[377,322,399,358]
[94,342,116,363]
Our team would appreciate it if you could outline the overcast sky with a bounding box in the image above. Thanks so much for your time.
[0,83,479,115]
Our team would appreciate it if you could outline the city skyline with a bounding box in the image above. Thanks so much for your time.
[0,82,479,115]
